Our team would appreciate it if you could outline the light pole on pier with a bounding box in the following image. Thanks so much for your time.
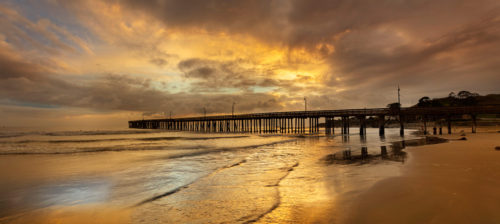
[398,85,401,106]
[304,97,307,112]
[397,84,404,137]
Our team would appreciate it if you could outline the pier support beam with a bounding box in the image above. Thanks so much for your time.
[433,118,437,135]
[341,116,350,135]
[332,117,335,134]
[316,117,319,133]
[471,114,477,133]
[325,117,334,135]
[447,116,452,134]
[399,115,405,137]
[378,115,385,136]
[423,116,428,135]
[358,116,366,136]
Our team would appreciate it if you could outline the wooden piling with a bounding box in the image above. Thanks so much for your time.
[379,115,385,136]
[471,114,477,133]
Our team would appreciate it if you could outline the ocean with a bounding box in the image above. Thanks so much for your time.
[0,128,420,223]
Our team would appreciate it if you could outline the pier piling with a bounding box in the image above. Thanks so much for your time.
[129,106,500,136]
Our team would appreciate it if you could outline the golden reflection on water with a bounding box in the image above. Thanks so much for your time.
[256,139,337,223]
[0,128,414,223]
[2,205,131,224]
[255,136,407,223]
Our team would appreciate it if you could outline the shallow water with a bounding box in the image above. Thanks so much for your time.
[0,128,421,223]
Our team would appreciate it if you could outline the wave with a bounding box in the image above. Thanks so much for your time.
[0,130,160,138]
[240,162,299,223]
[137,136,248,141]
[0,135,249,144]
[0,139,296,156]
[42,130,160,136]
[134,158,249,206]
[135,159,298,208]
[0,144,208,155]
[0,138,129,144]
[160,139,297,160]
[0,134,24,139]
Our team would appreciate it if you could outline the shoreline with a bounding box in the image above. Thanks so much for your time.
[1,128,498,223]
[341,129,500,224]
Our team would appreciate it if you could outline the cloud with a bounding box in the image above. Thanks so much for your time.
[177,58,308,94]
[119,0,287,40]
[149,58,168,67]
[0,4,93,56]
[109,0,500,103]
[1,0,500,129]
[0,41,291,116]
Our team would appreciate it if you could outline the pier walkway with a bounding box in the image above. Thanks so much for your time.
[129,105,500,136]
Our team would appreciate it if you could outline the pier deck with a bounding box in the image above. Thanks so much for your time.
[129,105,500,135]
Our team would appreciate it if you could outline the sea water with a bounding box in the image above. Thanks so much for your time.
[0,128,419,223]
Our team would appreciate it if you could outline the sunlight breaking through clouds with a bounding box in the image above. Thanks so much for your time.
[0,0,499,128]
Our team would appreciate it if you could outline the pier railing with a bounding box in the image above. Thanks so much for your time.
[129,105,500,135]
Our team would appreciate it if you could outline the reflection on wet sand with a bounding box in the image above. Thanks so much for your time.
[0,204,132,224]
[0,178,110,218]
[0,128,421,223]
[324,136,449,164]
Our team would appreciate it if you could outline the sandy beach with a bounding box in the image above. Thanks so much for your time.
[342,129,500,224]
[3,0,500,222]
[1,128,499,223]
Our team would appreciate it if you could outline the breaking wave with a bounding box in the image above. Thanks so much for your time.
[0,139,295,155]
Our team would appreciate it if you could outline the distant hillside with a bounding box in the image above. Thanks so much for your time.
[412,91,500,107]
[476,94,500,105]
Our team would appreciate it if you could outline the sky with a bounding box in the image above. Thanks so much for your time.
[0,0,499,129]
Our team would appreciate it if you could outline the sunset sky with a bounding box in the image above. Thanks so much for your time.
[1,0,499,129]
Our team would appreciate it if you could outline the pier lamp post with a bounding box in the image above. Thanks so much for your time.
[398,84,401,106]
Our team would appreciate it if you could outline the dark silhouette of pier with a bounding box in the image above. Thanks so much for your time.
[129,105,500,136]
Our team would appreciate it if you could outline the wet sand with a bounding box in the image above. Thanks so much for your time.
[343,130,500,224]
[2,128,499,223]
[0,206,131,224]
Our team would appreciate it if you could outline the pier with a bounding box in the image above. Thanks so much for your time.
[129,105,500,136]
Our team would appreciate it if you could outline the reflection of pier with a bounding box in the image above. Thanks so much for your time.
[129,106,500,136]
[326,136,449,164]
[326,145,407,164]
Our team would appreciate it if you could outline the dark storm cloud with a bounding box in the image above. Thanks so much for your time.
[118,0,498,47]
[2,0,500,119]
[121,0,500,101]
[328,13,500,100]
[0,47,287,115]
[0,49,77,105]
[177,58,303,93]
[119,0,286,41]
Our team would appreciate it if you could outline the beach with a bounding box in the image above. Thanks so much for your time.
[0,127,499,223]
[3,0,500,222]
[343,129,500,224]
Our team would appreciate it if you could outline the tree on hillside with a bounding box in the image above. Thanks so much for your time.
[457,90,479,99]
[411,91,491,107]
[455,91,479,106]
[448,92,456,98]
[417,96,431,107]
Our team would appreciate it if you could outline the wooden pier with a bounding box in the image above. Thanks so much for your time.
[129,105,500,136]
